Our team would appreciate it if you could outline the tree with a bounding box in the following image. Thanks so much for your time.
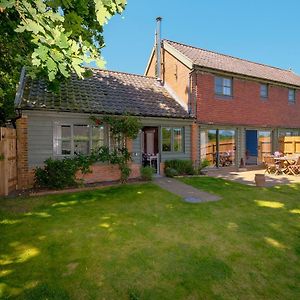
[0,0,127,125]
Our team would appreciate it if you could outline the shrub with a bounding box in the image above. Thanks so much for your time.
[197,158,210,174]
[35,147,133,189]
[165,167,179,178]
[140,166,155,181]
[164,159,195,175]
[35,157,81,189]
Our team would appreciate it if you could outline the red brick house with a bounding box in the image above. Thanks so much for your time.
[145,38,300,167]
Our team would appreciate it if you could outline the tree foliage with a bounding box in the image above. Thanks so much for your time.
[0,0,127,125]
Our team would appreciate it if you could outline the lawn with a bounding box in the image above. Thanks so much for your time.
[0,178,300,299]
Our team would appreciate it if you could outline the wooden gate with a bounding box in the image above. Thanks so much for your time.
[0,127,17,196]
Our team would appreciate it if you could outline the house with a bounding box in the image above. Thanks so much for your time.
[145,32,300,167]
[14,68,197,188]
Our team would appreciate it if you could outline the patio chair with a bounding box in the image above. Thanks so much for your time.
[264,156,276,174]
[287,156,300,176]
[274,160,288,175]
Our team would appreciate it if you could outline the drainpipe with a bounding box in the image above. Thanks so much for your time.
[188,72,192,115]
[155,16,162,82]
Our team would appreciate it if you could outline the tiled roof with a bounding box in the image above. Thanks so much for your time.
[19,68,190,119]
[165,40,300,87]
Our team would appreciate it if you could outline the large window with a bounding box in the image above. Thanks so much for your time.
[288,89,296,103]
[55,124,105,156]
[162,127,184,152]
[215,76,232,96]
[200,129,236,167]
[260,84,268,98]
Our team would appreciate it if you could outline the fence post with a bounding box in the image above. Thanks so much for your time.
[0,129,9,196]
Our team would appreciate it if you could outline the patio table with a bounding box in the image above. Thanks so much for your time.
[274,156,299,175]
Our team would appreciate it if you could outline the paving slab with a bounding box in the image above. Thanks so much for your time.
[206,169,300,187]
[154,177,221,203]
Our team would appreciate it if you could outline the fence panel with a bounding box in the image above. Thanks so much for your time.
[0,127,17,196]
[279,136,300,155]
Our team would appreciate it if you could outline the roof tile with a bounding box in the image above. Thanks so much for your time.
[165,40,300,87]
[20,69,190,119]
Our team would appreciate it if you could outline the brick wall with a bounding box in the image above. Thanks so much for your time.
[16,116,29,189]
[76,163,140,184]
[195,71,300,127]
[27,163,141,188]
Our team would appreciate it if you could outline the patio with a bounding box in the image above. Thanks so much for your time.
[206,168,300,187]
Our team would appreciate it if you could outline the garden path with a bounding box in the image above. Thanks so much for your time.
[154,177,221,203]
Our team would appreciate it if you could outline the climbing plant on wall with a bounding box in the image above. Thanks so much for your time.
[91,114,142,182]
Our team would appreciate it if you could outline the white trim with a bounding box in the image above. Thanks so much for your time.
[163,82,188,111]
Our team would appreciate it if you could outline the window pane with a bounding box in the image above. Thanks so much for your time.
[288,89,295,102]
[58,125,71,155]
[258,131,271,163]
[173,128,183,152]
[223,78,232,87]
[215,84,223,95]
[219,130,235,166]
[92,125,104,150]
[74,125,89,155]
[223,86,231,96]
[162,127,172,151]
[260,84,268,97]
[215,77,232,96]
[200,130,217,166]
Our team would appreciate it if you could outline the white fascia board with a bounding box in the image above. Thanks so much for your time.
[163,41,193,69]
[144,46,155,76]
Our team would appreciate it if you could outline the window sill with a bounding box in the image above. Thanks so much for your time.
[162,151,185,154]
[215,94,233,100]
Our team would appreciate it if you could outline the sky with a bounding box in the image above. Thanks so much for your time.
[101,0,300,76]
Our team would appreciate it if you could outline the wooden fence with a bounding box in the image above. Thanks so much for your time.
[0,127,17,196]
[279,136,300,155]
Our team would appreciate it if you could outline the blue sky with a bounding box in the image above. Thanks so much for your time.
[101,0,300,75]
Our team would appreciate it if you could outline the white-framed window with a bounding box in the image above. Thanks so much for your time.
[162,127,184,152]
[288,89,296,103]
[260,84,268,98]
[54,123,106,156]
[215,76,233,97]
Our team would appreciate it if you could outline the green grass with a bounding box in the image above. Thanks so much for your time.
[0,178,300,299]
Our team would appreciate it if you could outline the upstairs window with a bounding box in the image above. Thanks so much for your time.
[215,76,232,97]
[288,89,296,103]
[260,84,268,98]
